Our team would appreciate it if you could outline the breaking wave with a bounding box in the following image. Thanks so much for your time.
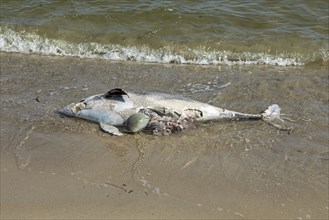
[1,27,327,66]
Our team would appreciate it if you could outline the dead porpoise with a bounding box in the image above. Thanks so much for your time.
[59,88,291,136]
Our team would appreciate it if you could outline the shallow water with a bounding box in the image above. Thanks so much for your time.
[0,52,328,219]
[1,0,328,65]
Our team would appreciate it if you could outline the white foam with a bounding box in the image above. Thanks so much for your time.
[0,27,313,66]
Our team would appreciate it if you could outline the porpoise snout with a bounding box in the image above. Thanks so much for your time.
[59,103,76,117]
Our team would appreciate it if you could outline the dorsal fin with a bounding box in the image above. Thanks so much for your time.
[104,88,129,99]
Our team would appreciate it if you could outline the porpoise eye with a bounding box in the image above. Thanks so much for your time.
[80,99,85,102]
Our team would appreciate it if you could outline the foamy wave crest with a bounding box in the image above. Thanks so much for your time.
[0,27,308,66]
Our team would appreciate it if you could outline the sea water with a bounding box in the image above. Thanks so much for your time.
[1,0,328,66]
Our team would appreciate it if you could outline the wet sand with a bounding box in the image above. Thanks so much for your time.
[0,52,328,219]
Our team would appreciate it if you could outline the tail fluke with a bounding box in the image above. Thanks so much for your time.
[261,104,293,133]
[262,104,281,119]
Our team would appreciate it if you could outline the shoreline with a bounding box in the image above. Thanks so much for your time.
[1,52,328,219]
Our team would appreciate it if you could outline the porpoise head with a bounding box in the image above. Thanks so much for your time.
[59,95,127,125]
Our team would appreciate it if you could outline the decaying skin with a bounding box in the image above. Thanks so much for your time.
[137,108,197,135]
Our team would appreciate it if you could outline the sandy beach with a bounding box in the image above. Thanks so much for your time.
[1,52,328,219]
